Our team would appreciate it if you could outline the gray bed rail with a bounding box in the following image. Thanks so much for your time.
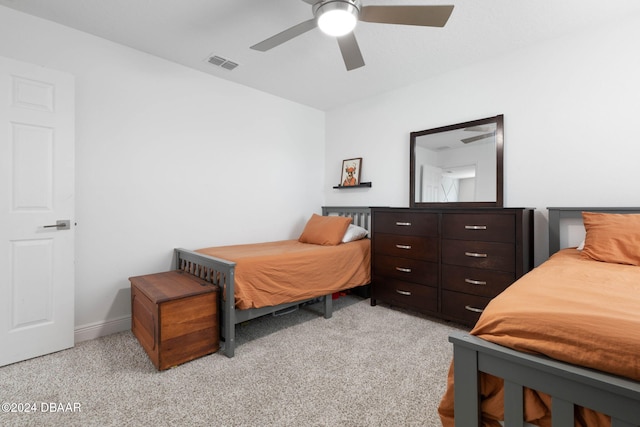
[174,206,372,358]
[450,332,640,427]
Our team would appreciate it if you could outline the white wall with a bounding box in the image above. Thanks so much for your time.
[325,13,640,265]
[0,7,326,338]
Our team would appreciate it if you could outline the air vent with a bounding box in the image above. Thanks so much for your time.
[206,55,239,71]
[220,61,238,70]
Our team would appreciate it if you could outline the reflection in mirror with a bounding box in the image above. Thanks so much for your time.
[410,115,503,207]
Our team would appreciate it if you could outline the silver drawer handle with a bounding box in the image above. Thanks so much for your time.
[465,251,488,258]
[395,244,412,250]
[395,267,412,273]
[396,289,412,296]
[465,225,487,230]
[465,278,487,286]
[464,305,484,313]
[395,222,412,226]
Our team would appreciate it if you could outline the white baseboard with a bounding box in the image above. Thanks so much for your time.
[74,315,131,343]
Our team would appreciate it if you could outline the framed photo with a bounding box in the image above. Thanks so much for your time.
[341,158,362,186]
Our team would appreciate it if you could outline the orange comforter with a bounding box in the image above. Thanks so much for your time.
[439,249,640,427]
[196,239,370,310]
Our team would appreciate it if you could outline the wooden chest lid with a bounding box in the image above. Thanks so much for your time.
[129,270,217,303]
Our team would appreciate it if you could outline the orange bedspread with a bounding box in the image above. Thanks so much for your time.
[439,249,640,427]
[196,239,371,310]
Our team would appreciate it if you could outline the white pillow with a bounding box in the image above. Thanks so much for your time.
[342,224,369,243]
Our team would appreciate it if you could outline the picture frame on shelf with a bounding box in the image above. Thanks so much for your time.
[341,158,362,187]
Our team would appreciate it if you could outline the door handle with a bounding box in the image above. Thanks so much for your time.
[43,220,70,230]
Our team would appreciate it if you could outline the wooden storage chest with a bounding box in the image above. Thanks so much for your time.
[130,270,219,370]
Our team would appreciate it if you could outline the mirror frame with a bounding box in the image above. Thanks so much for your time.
[410,114,504,208]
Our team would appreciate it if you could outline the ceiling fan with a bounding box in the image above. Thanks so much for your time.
[250,0,454,71]
[461,125,495,144]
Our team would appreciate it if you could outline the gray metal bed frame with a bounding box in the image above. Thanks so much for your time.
[450,207,640,427]
[173,206,371,358]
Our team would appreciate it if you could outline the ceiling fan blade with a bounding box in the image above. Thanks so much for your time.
[360,5,454,27]
[461,132,495,144]
[300,0,316,4]
[337,32,365,71]
[464,125,491,132]
[250,19,317,52]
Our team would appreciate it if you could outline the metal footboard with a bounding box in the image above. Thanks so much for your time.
[450,332,640,427]
[173,248,237,356]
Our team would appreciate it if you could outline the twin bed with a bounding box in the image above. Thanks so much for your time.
[440,207,640,427]
[172,206,371,358]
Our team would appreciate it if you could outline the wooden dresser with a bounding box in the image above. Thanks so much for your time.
[371,208,534,325]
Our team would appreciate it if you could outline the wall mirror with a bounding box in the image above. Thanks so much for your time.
[410,114,503,208]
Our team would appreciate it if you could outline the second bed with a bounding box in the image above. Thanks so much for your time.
[173,206,372,357]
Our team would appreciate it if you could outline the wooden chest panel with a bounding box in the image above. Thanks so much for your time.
[130,270,219,370]
[131,286,156,359]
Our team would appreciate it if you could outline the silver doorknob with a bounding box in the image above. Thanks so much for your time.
[43,220,70,230]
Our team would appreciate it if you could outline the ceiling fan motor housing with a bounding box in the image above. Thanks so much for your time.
[314,0,361,36]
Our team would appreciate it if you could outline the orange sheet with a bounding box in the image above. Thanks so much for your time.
[439,249,640,427]
[196,239,370,310]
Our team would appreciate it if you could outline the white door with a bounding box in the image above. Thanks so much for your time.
[0,56,75,367]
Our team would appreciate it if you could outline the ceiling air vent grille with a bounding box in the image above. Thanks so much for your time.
[206,55,239,71]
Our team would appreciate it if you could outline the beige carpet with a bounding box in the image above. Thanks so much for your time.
[0,295,468,427]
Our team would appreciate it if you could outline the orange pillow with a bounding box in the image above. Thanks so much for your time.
[580,212,640,266]
[298,214,352,246]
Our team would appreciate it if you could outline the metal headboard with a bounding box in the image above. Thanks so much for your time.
[322,206,371,233]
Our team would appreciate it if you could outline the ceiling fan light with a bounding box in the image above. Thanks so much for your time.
[316,1,359,37]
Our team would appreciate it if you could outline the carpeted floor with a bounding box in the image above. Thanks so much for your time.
[0,296,468,427]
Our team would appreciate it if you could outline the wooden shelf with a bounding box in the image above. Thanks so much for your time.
[333,182,372,189]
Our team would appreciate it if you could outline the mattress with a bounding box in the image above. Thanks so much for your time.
[439,248,640,427]
[196,238,371,310]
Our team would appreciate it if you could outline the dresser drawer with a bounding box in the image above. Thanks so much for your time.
[374,211,438,237]
[441,265,514,298]
[442,239,515,272]
[373,254,438,286]
[441,290,491,325]
[442,213,515,243]
[372,277,438,313]
[374,233,438,261]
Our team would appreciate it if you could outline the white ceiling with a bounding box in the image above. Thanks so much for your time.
[2,0,640,111]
